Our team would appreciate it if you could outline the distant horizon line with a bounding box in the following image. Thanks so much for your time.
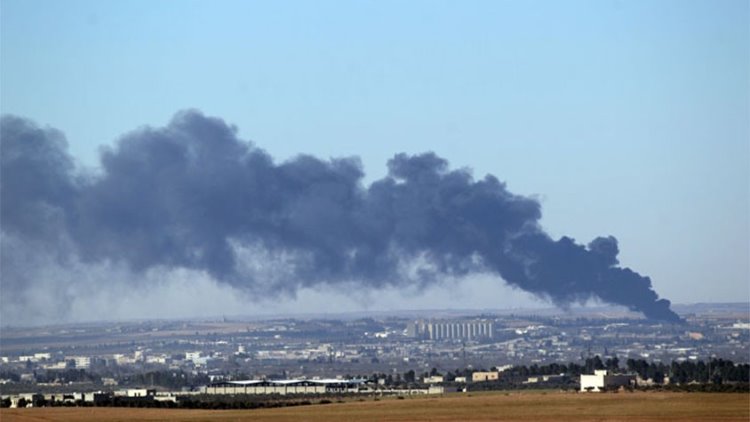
[2,302,747,330]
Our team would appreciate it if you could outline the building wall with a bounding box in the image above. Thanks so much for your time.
[425,321,494,340]
[71,356,90,369]
[472,371,500,382]
[580,374,604,392]
[580,371,635,392]
[205,383,330,395]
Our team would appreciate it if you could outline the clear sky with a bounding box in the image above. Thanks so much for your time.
[1,0,748,321]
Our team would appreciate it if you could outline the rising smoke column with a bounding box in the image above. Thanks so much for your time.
[0,110,682,322]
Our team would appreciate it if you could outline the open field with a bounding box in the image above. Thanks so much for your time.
[2,391,749,422]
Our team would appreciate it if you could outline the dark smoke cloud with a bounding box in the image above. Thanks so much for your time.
[0,111,682,323]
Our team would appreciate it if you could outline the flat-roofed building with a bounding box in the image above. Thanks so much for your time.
[580,370,635,392]
[204,379,366,395]
[472,371,500,382]
[412,320,495,340]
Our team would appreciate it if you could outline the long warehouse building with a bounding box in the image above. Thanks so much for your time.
[204,379,366,395]
[406,320,494,340]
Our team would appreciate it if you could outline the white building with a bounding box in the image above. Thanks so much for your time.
[67,356,90,369]
[146,355,167,364]
[113,354,134,365]
[185,351,202,362]
[407,320,495,340]
[580,370,635,392]
[33,353,51,361]
[115,389,155,397]
[423,375,444,384]
[42,362,67,370]
[102,377,118,386]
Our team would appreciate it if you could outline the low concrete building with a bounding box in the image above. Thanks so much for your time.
[524,374,567,384]
[9,393,44,408]
[580,370,635,392]
[102,377,118,386]
[68,356,91,369]
[472,371,500,382]
[114,388,156,397]
[427,385,459,394]
[44,392,95,404]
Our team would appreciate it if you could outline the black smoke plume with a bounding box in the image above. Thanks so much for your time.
[0,111,682,322]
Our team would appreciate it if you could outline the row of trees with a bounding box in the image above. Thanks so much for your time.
[626,358,749,384]
[5,357,747,392]
[0,394,347,410]
[122,370,210,389]
[383,356,749,387]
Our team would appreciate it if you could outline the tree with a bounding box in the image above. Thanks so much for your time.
[585,356,605,373]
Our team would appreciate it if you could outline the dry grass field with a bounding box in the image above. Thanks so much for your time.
[2,391,748,422]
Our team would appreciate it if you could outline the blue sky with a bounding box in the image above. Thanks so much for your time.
[1,0,748,317]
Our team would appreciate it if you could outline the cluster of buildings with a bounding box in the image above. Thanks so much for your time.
[0,304,746,401]
[3,388,180,408]
[3,378,458,407]
[3,368,639,408]
[4,354,90,370]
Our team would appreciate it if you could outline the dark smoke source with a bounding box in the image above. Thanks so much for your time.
[0,111,682,322]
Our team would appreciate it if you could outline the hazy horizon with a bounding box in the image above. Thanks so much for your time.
[3,299,747,330]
